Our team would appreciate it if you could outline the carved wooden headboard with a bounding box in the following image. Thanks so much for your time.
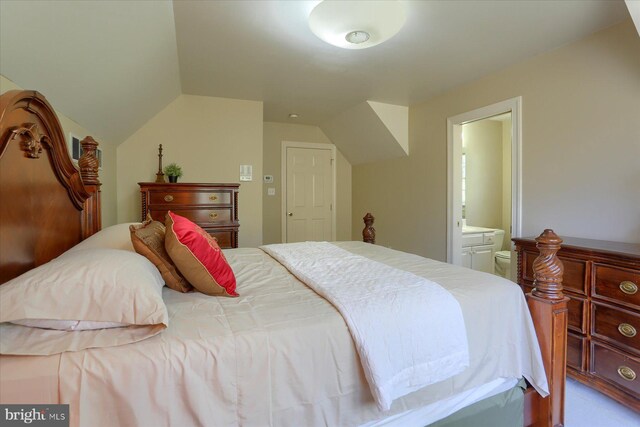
[0,90,101,284]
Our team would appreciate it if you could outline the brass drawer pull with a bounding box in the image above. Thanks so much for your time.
[209,212,218,220]
[618,323,637,338]
[620,281,638,295]
[209,195,218,201]
[617,366,637,381]
[164,195,174,202]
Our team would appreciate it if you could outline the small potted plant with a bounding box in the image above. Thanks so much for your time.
[164,163,183,183]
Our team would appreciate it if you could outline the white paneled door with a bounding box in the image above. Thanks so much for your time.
[285,146,334,243]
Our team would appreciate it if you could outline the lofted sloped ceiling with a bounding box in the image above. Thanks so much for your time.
[0,0,631,148]
[0,0,181,145]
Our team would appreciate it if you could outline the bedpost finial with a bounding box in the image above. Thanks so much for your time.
[532,229,564,300]
[78,136,100,185]
[363,213,375,244]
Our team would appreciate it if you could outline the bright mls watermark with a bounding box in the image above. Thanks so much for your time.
[0,405,68,427]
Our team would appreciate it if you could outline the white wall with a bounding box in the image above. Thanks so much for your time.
[117,94,264,247]
[501,118,512,251]
[1,75,118,227]
[462,120,503,229]
[353,20,640,260]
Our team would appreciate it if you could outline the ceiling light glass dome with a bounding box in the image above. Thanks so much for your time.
[308,0,406,50]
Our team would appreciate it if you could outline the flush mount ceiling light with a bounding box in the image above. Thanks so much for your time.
[309,0,406,49]
[288,113,299,119]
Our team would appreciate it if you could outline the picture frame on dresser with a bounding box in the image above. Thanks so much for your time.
[514,236,640,412]
[139,182,240,249]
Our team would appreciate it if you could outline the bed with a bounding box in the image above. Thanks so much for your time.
[0,90,568,427]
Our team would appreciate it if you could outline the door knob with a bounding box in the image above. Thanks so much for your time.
[288,212,293,216]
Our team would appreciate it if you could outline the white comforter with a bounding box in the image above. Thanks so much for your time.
[0,242,548,427]
[261,242,469,411]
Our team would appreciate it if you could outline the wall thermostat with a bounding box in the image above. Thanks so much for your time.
[264,175,274,183]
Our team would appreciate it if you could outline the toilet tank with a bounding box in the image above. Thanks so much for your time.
[493,229,505,252]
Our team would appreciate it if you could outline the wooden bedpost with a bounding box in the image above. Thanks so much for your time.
[78,136,102,238]
[363,213,375,244]
[525,229,568,427]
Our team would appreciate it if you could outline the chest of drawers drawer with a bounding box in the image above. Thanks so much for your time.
[567,295,587,334]
[592,301,640,354]
[567,331,586,371]
[523,283,586,333]
[591,341,640,396]
[163,208,232,225]
[148,190,231,206]
[592,263,640,310]
[522,252,588,295]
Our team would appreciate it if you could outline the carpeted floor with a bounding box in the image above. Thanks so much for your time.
[565,377,639,426]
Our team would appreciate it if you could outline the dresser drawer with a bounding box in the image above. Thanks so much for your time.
[593,263,640,310]
[148,190,231,206]
[521,286,586,333]
[567,331,585,371]
[462,233,484,247]
[567,295,587,334]
[591,342,640,396]
[167,208,232,225]
[523,252,587,295]
[592,302,640,354]
[206,230,234,249]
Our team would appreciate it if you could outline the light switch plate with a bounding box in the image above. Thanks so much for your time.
[240,165,252,181]
[264,175,274,183]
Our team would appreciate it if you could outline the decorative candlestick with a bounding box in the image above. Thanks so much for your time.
[155,144,165,183]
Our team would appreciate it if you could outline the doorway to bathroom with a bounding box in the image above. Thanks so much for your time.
[446,97,522,280]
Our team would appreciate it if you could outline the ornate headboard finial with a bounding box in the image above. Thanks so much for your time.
[362,213,376,244]
[532,229,565,300]
[78,136,100,185]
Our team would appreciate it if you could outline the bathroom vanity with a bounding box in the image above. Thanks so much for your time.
[462,226,497,274]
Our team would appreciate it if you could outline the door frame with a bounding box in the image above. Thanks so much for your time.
[446,97,522,264]
[281,141,337,243]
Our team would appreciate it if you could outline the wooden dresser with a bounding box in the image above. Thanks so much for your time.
[514,236,640,411]
[139,183,239,249]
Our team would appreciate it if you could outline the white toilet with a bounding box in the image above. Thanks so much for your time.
[492,229,511,280]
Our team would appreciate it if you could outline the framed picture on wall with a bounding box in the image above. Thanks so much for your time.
[70,133,102,169]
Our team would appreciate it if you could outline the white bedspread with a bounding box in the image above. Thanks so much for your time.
[0,242,548,427]
[261,242,469,411]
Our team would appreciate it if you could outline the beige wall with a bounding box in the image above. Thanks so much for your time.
[1,75,118,227]
[463,120,503,229]
[353,20,640,260]
[501,118,512,251]
[263,122,352,244]
[117,94,263,247]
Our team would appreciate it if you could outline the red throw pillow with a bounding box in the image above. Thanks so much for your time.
[165,211,238,297]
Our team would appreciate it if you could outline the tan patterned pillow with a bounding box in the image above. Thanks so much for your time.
[130,217,192,293]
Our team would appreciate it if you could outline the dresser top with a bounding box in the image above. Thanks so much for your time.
[139,182,239,188]
[513,235,640,258]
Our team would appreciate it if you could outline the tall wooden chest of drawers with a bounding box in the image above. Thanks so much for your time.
[514,236,640,411]
[139,183,239,249]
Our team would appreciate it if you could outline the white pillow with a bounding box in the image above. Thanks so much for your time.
[0,248,168,355]
[66,222,139,253]
[11,319,128,331]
